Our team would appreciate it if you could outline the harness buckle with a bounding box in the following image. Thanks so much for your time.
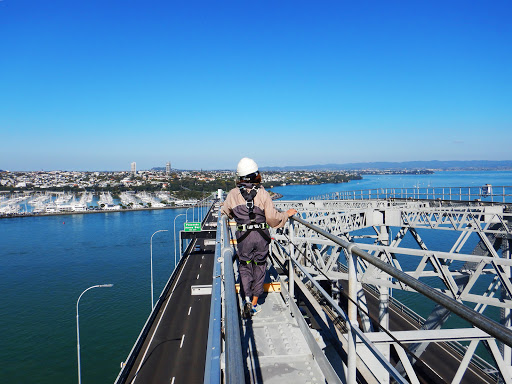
[236,223,268,232]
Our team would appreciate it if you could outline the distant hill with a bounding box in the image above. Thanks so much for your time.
[260,160,512,172]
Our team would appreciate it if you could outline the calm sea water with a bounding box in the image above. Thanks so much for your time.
[1,209,189,383]
[270,170,512,200]
[1,171,512,383]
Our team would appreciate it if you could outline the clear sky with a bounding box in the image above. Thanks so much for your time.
[1,1,510,171]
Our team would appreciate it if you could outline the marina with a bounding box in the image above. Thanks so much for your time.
[2,171,512,383]
[0,191,200,217]
[3,1,510,382]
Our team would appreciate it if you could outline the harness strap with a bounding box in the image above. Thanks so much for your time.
[237,184,271,244]
[237,227,272,244]
[239,185,259,223]
[244,259,267,266]
[237,223,269,231]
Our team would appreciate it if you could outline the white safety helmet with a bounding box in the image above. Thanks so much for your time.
[236,157,259,177]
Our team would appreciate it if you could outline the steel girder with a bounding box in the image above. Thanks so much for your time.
[270,198,512,382]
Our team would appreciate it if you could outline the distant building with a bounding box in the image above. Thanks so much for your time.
[131,162,136,176]
[166,162,171,175]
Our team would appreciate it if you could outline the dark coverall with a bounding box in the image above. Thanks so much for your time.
[221,183,289,299]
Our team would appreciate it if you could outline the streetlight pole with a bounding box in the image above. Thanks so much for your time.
[76,284,113,384]
[186,206,193,222]
[174,213,186,268]
[150,229,168,310]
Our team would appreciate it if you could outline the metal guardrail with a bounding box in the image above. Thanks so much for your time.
[203,210,223,384]
[203,210,244,384]
[310,185,512,204]
[335,257,499,378]
[335,261,427,326]
[289,214,512,348]
[369,282,498,378]
[280,240,409,384]
[221,216,245,384]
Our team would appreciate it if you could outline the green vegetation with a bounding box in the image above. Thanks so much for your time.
[0,170,363,200]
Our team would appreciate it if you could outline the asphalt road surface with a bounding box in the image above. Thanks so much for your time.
[339,281,495,384]
[124,216,216,384]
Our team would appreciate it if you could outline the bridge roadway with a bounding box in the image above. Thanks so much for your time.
[120,211,216,384]
[117,206,498,384]
[337,281,494,384]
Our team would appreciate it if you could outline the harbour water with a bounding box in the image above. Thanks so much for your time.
[1,171,512,383]
[1,209,189,383]
[270,170,512,200]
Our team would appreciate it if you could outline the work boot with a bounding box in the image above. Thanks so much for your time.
[242,301,252,319]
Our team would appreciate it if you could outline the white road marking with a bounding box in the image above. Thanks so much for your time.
[132,253,192,383]
[200,263,202,268]
[171,377,175,384]
[197,274,199,279]
[188,306,192,315]
[180,334,185,348]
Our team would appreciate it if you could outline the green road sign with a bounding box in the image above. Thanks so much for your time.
[184,222,201,232]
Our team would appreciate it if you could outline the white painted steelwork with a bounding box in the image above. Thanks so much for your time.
[271,193,512,384]
[309,185,512,204]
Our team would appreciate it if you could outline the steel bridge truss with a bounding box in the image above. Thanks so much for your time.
[271,198,512,384]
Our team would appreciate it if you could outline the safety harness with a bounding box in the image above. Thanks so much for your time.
[236,184,272,244]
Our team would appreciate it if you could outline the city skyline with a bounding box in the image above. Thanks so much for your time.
[1,1,511,171]
[3,159,512,173]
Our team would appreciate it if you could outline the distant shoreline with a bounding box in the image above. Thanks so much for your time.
[0,192,285,219]
[0,205,185,219]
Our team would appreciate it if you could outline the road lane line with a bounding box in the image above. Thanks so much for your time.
[180,334,185,348]
[197,274,199,279]
[188,306,192,316]
[171,377,175,384]
[132,253,192,382]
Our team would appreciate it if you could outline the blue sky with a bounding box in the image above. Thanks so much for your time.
[1,1,510,171]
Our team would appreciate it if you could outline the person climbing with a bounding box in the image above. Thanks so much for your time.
[221,157,297,318]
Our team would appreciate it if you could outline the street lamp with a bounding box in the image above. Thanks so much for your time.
[186,206,193,222]
[150,229,168,310]
[174,213,186,267]
[76,284,113,384]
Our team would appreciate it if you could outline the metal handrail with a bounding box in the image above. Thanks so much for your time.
[203,210,244,384]
[289,214,512,348]
[363,278,498,377]
[309,185,512,204]
[333,257,499,377]
[279,240,408,384]
[203,209,223,384]
[221,216,245,383]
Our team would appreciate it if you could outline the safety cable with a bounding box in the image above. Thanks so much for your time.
[275,230,450,384]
